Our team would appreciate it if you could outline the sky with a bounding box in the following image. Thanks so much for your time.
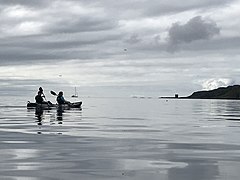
[0,0,240,97]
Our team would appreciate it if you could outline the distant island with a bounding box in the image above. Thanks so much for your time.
[186,85,240,99]
[161,85,240,100]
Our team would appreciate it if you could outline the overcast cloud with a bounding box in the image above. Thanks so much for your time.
[0,0,240,97]
[167,16,220,51]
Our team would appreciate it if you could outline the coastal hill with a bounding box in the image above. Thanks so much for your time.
[187,85,240,99]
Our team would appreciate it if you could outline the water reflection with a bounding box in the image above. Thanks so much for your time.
[190,99,240,122]
[36,115,43,126]
[35,113,43,134]
[4,98,240,179]
[166,143,220,180]
[57,106,64,124]
[168,159,219,180]
[33,106,82,135]
[34,108,64,126]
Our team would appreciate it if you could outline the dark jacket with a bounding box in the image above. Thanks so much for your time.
[35,94,44,104]
[57,96,65,104]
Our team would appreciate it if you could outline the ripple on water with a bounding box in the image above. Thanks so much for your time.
[1,99,240,179]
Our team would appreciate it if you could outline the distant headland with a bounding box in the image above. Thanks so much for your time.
[161,85,240,100]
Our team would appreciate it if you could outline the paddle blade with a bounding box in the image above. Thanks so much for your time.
[50,90,57,96]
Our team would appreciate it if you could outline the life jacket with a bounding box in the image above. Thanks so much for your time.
[57,96,65,104]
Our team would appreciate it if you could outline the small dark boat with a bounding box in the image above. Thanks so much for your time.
[27,101,82,110]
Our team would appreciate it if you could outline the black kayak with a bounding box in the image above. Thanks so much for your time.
[27,101,82,110]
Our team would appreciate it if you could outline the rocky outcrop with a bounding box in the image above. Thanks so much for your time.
[187,85,240,99]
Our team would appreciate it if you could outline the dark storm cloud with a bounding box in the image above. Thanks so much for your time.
[167,16,220,51]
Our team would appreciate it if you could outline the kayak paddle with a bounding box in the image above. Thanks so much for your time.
[50,90,57,96]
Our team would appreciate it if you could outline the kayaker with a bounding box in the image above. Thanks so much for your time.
[35,91,46,104]
[57,91,70,105]
[38,87,45,99]
[36,87,52,105]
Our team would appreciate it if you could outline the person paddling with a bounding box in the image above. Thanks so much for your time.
[36,87,52,105]
[35,91,49,115]
[38,87,46,99]
[57,91,70,105]
[35,91,45,104]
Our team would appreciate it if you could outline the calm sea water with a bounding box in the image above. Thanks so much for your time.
[1,95,240,180]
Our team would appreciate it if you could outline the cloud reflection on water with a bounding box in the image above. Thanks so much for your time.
[1,98,240,179]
